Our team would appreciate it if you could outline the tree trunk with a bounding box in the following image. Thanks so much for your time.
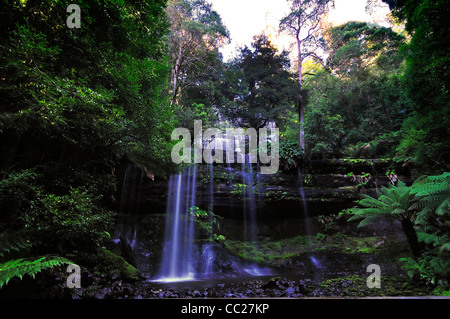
[297,36,305,153]
[298,95,305,152]
[171,41,183,106]
[401,219,422,258]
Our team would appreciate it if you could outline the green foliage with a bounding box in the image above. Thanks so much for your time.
[0,226,72,289]
[223,240,267,264]
[22,187,116,253]
[0,0,174,290]
[168,0,230,107]
[0,170,41,226]
[325,22,405,75]
[231,184,248,198]
[0,0,176,186]
[411,173,450,225]
[304,108,344,158]
[220,34,298,130]
[279,141,303,171]
[299,21,409,159]
[0,255,72,288]
[0,169,115,257]
[188,206,223,240]
[349,181,416,227]
[400,253,449,287]
[401,173,450,287]
[396,112,450,174]
[433,287,450,296]
[382,0,450,173]
[349,180,423,257]
[213,234,226,245]
[0,231,35,260]
[350,173,450,285]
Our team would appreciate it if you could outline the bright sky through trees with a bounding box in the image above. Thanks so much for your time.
[210,0,391,61]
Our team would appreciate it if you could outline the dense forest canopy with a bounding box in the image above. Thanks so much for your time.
[0,0,177,281]
[0,0,448,295]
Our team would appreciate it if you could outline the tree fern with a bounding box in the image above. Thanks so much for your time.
[349,180,417,226]
[0,255,72,288]
[417,231,449,248]
[349,180,421,256]
[411,172,450,224]
[353,173,450,285]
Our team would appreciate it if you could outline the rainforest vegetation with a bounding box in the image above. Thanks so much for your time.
[0,0,448,298]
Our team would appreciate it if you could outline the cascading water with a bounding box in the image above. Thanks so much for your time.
[153,136,273,282]
[241,157,257,243]
[298,168,324,273]
[197,158,217,280]
[200,244,215,277]
[155,164,217,282]
[112,163,155,274]
[240,155,272,276]
[155,169,197,282]
[116,163,144,248]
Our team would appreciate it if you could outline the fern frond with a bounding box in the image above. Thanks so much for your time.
[410,173,450,222]
[357,196,389,210]
[0,255,72,288]
[356,214,388,228]
[413,184,450,197]
[417,232,446,247]
[436,197,450,216]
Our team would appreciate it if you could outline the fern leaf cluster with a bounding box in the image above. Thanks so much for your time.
[0,230,72,289]
[417,232,450,249]
[350,173,450,287]
[411,172,450,224]
[0,255,72,288]
[349,180,416,227]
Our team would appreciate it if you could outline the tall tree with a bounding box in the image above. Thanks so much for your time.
[279,0,334,152]
[382,0,450,174]
[222,34,298,130]
[0,0,175,259]
[282,22,409,159]
[167,0,229,106]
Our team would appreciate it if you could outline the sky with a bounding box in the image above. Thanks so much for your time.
[209,0,392,61]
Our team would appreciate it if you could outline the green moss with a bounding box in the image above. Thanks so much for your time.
[267,252,298,260]
[224,240,266,263]
[102,249,141,281]
[263,189,299,203]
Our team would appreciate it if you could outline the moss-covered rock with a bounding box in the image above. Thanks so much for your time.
[102,249,141,282]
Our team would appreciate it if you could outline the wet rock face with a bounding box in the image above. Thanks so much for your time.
[90,160,421,300]
[122,158,410,220]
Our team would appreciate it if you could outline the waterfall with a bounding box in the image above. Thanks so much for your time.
[116,163,144,248]
[241,157,257,243]
[112,163,152,274]
[156,168,197,282]
[298,169,323,273]
[155,164,217,282]
[154,135,275,282]
[240,156,272,276]
[200,244,215,277]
